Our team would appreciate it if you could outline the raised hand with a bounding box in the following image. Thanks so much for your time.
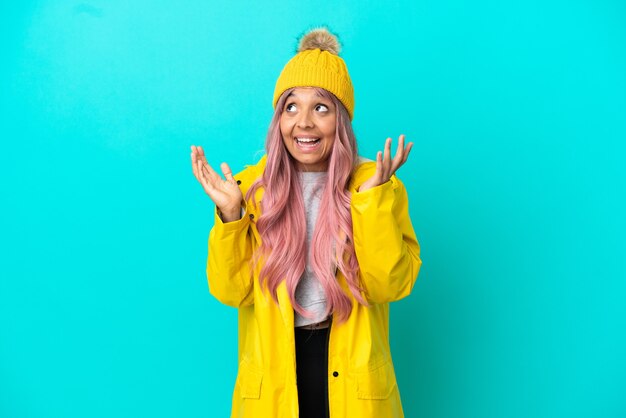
[191,145,243,222]
[358,134,413,192]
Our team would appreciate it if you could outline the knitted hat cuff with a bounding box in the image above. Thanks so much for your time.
[273,65,354,120]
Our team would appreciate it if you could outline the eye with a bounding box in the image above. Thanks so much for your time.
[285,103,296,112]
[316,104,329,112]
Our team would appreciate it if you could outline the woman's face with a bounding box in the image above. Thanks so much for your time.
[279,87,336,172]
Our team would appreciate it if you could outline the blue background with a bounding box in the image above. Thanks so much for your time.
[1,1,625,417]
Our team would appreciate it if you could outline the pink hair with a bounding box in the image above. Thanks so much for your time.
[246,87,369,323]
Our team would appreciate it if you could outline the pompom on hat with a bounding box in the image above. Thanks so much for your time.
[273,26,355,120]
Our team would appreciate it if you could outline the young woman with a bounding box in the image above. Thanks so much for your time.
[190,27,421,418]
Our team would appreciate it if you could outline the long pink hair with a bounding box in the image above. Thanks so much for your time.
[246,87,369,323]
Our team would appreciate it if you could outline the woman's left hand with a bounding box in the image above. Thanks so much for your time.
[358,134,413,192]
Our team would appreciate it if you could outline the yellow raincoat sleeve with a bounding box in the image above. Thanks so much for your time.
[351,175,422,304]
[206,204,255,308]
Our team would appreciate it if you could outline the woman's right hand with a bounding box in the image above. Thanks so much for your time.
[191,145,243,222]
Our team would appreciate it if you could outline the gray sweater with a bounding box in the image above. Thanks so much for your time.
[294,171,330,327]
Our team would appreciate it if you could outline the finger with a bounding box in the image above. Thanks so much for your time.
[196,146,208,164]
[383,137,392,180]
[220,162,236,184]
[197,148,222,183]
[391,134,406,173]
[197,160,206,183]
[375,150,384,180]
[193,146,218,181]
[191,150,199,179]
[191,146,201,177]
[191,145,200,162]
[192,146,216,180]
[197,160,215,192]
[199,159,221,183]
[395,135,405,157]
[402,142,414,165]
[191,146,206,179]
[196,160,206,185]
[192,161,200,181]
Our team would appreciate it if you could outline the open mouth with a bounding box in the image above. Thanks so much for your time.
[295,137,321,144]
[294,137,322,152]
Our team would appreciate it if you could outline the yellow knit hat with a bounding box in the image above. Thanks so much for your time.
[273,27,355,120]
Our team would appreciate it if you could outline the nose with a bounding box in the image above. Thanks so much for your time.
[296,111,314,129]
